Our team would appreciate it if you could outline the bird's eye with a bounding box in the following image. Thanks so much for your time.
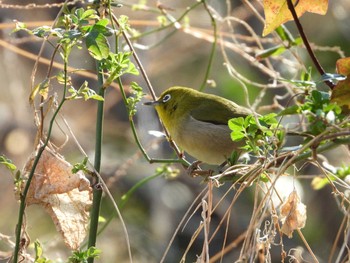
[162,94,171,103]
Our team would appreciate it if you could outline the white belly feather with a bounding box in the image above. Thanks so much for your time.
[173,116,237,165]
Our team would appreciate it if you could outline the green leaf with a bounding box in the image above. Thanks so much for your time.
[32,26,52,38]
[68,247,101,262]
[275,25,295,43]
[30,78,50,103]
[256,44,286,59]
[96,18,109,27]
[301,67,312,82]
[230,131,246,141]
[118,15,131,32]
[80,9,97,20]
[228,117,245,131]
[12,21,27,33]
[86,30,110,60]
[72,157,89,174]
[292,37,302,46]
[34,240,52,263]
[127,82,143,116]
[78,81,104,101]
[0,155,17,172]
[259,113,278,126]
[86,247,101,258]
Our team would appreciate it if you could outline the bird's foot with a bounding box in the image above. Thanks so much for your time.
[187,160,214,177]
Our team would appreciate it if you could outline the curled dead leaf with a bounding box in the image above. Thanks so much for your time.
[280,190,307,238]
[23,147,92,250]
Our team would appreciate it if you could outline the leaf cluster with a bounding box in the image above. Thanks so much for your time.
[229,113,283,154]
[67,247,101,263]
[282,89,344,135]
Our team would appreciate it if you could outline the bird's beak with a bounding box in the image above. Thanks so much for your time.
[143,100,160,106]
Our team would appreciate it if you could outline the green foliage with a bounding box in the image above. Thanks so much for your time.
[67,247,101,263]
[117,15,132,33]
[126,82,143,116]
[84,18,111,60]
[228,113,283,154]
[256,25,302,59]
[281,89,343,135]
[67,81,104,101]
[101,52,139,87]
[72,157,89,174]
[14,7,139,102]
[0,155,22,196]
[34,240,52,263]
[0,155,17,172]
[312,164,350,190]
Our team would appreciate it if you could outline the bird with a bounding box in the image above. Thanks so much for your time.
[144,86,253,165]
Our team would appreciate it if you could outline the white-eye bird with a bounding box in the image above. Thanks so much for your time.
[145,86,252,165]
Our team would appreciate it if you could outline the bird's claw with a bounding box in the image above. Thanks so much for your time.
[187,160,213,177]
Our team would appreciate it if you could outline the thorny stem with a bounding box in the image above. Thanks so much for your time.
[87,62,105,263]
[286,0,335,89]
[13,53,69,263]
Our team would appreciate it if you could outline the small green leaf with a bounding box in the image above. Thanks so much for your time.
[118,15,131,32]
[228,151,241,165]
[0,155,17,171]
[256,45,286,59]
[311,176,334,190]
[80,9,97,20]
[34,240,52,263]
[78,81,104,101]
[32,26,52,38]
[72,157,89,174]
[301,67,312,82]
[30,78,50,103]
[292,37,302,46]
[259,113,278,126]
[275,25,295,43]
[12,21,27,33]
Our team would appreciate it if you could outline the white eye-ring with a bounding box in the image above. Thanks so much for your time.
[162,94,171,102]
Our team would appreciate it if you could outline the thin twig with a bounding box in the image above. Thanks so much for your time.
[286,0,335,89]
[199,0,217,92]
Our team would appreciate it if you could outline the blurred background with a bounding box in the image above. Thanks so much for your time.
[0,0,350,262]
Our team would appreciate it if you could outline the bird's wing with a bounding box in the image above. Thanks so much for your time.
[190,98,251,125]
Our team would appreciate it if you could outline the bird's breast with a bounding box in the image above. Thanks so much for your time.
[173,116,237,165]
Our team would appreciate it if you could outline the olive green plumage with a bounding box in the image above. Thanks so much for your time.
[145,86,252,165]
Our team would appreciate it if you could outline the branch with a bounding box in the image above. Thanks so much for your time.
[286,0,335,89]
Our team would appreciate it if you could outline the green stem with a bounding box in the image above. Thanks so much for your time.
[199,0,217,92]
[87,62,105,263]
[96,169,165,236]
[13,55,69,263]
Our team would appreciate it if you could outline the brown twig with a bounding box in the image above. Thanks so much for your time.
[286,0,335,90]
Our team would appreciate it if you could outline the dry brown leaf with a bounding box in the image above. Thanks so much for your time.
[331,57,350,108]
[23,147,92,250]
[262,0,328,36]
[280,190,307,238]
